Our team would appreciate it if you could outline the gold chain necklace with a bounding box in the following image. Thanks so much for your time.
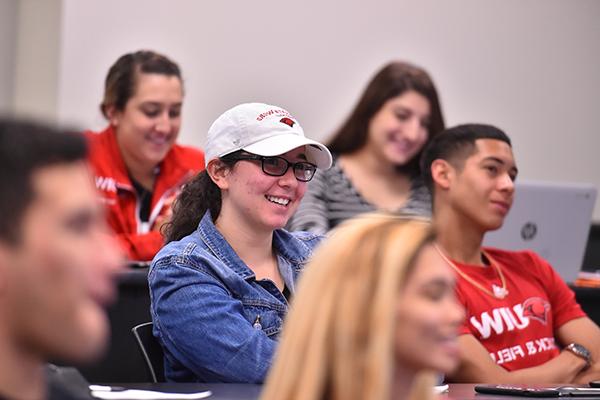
[435,245,509,300]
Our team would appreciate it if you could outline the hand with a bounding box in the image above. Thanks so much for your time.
[574,362,600,384]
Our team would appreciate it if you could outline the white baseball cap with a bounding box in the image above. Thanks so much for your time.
[204,103,332,169]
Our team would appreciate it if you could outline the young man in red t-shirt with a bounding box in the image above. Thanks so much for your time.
[421,123,600,383]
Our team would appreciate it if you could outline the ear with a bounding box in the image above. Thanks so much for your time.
[430,159,454,190]
[104,105,121,127]
[206,159,231,190]
[0,243,11,295]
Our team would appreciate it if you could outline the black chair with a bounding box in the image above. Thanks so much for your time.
[78,269,152,383]
[131,322,165,382]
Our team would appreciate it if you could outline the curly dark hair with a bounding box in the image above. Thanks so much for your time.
[163,155,240,243]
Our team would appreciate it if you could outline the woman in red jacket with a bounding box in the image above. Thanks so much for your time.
[86,50,204,263]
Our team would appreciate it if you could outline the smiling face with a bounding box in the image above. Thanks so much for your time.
[1,162,124,362]
[215,147,309,233]
[365,90,431,166]
[109,72,183,171]
[395,244,464,375]
[446,139,518,232]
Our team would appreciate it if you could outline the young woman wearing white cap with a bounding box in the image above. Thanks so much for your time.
[148,103,332,383]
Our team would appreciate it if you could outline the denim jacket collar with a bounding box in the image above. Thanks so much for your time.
[197,211,314,285]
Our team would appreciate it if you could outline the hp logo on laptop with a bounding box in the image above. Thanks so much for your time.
[520,222,537,241]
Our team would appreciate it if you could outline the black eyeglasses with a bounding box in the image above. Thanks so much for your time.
[225,154,317,182]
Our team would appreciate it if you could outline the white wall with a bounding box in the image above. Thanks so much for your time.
[52,0,600,219]
[0,0,18,111]
[13,0,61,121]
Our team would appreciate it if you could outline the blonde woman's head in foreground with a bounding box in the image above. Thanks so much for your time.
[262,213,464,400]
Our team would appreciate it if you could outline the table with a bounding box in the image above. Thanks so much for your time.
[98,383,261,400]
[444,383,600,399]
[102,383,600,400]
[444,384,524,400]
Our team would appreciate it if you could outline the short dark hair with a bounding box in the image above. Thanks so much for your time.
[100,50,182,118]
[420,123,512,192]
[327,61,445,177]
[0,118,87,243]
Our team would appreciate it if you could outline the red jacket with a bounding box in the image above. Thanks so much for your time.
[85,126,205,262]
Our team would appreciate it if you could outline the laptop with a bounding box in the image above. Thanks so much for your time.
[483,180,597,283]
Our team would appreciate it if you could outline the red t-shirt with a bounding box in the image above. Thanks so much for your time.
[454,248,586,371]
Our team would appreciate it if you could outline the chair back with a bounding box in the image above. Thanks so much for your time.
[131,322,165,382]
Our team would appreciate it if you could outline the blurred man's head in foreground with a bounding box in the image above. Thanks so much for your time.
[0,118,123,398]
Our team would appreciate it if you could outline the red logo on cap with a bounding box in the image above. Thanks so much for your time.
[279,117,295,128]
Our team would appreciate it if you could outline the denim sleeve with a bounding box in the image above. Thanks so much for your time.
[149,256,277,383]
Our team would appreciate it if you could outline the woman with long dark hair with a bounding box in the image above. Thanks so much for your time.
[289,61,445,234]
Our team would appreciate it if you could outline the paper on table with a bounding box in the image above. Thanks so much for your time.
[90,387,212,400]
[434,384,449,394]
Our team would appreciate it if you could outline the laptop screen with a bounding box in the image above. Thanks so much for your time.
[483,180,597,283]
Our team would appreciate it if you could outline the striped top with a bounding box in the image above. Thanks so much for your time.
[287,157,432,234]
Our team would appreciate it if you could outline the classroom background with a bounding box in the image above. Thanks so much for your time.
[1,0,599,220]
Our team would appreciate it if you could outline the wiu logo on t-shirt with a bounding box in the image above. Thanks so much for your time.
[470,297,550,339]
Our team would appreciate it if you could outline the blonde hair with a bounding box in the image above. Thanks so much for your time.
[261,212,438,400]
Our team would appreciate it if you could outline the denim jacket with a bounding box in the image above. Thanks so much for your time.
[148,212,322,383]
